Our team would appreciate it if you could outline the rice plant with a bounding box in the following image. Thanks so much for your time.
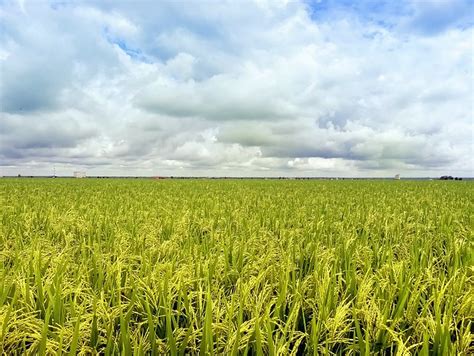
[0,179,472,355]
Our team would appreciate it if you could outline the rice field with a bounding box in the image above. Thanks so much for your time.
[0,178,472,355]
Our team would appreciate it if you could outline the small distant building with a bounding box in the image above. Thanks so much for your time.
[394,174,400,180]
[74,171,86,178]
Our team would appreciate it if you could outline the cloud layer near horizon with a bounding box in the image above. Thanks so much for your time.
[1,0,473,177]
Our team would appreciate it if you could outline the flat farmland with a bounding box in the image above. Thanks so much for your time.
[0,179,472,355]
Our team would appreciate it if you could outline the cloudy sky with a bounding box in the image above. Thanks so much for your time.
[0,0,472,177]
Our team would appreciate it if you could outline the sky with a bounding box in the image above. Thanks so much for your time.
[0,0,473,177]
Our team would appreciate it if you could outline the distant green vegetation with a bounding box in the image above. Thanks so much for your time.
[1,179,472,355]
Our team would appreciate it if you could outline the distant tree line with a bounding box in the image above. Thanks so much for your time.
[440,176,462,180]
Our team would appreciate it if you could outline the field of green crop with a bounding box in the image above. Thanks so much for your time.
[0,179,472,355]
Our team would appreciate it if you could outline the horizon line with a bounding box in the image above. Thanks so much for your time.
[2,175,472,180]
